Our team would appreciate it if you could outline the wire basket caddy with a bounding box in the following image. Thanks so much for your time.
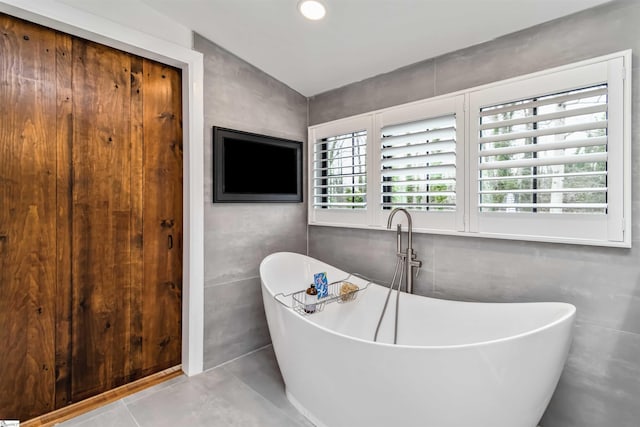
[274,273,372,316]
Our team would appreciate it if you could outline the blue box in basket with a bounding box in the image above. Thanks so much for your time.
[314,272,328,298]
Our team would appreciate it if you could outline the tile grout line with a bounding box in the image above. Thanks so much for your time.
[431,237,436,294]
[204,275,261,289]
[433,59,437,95]
[121,375,187,406]
[220,365,310,427]
[574,318,640,338]
[122,401,143,427]
[205,343,274,372]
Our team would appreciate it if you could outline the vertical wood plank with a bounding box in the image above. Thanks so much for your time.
[141,59,183,376]
[0,13,58,420]
[128,56,144,382]
[70,38,132,402]
[54,31,73,410]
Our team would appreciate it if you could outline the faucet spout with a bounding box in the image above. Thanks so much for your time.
[386,208,421,294]
[387,208,413,253]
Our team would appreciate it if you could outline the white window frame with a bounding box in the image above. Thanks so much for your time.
[308,50,631,247]
[308,115,375,228]
[373,95,466,232]
[468,54,630,246]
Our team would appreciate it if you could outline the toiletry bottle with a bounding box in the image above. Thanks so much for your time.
[305,283,318,313]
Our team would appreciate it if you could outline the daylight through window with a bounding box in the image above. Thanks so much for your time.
[478,84,608,214]
[313,130,367,209]
[381,114,457,212]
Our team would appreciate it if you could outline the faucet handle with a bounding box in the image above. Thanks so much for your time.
[410,259,422,278]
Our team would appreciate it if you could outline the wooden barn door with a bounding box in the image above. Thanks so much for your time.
[0,13,183,421]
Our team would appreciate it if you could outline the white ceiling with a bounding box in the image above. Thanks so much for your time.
[117,1,613,96]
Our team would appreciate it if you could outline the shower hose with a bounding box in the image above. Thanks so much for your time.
[373,254,405,344]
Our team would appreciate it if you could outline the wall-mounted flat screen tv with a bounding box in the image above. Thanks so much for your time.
[213,127,303,203]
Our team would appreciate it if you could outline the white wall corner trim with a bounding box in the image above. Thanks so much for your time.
[0,0,205,376]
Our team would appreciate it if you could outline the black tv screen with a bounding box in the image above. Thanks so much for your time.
[213,127,303,202]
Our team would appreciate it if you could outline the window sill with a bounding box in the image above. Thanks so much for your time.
[308,221,632,248]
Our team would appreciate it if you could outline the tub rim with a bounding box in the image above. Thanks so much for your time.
[260,251,576,351]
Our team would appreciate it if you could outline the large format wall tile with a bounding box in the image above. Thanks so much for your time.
[308,226,436,296]
[197,35,308,205]
[203,277,271,370]
[541,322,640,427]
[432,236,640,335]
[631,66,640,242]
[308,59,435,126]
[194,33,308,367]
[433,0,640,96]
[204,203,306,285]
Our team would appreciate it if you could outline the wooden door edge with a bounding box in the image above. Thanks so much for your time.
[22,365,183,427]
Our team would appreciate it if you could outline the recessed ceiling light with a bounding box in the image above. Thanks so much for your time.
[298,0,326,20]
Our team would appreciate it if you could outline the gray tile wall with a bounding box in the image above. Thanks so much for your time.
[193,34,308,370]
[307,2,640,426]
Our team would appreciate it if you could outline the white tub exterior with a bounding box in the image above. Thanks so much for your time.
[260,252,575,427]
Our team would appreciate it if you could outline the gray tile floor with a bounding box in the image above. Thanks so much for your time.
[56,346,313,427]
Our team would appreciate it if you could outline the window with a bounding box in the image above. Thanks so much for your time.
[375,95,465,231]
[381,114,457,212]
[469,55,629,245]
[313,130,367,210]
[477,85,608,214]
[308,51,631,247]
[308,116,373,226]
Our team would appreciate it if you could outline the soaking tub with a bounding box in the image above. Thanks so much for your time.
[260,252,575,427]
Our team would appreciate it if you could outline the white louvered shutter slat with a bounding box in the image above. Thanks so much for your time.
[381,114,457,212]
[313,130,367,210]
[478,84,608,214]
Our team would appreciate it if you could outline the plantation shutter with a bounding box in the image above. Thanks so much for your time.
[380,114,457,211]
[313,130,367,209]
[477,84,608,214]
[309,53,628,246]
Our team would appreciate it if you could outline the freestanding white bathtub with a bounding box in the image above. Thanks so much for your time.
[260,252,575,427]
